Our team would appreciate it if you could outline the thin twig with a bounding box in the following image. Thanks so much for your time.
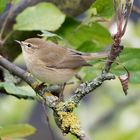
[2,30,14,44]
[0,0,14,41]
[132,5,140,15]
[122,1,133,36]
[103,0,133,74]
[113,0,117,16]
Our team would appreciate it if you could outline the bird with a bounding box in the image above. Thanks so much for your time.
[16,38,108,85]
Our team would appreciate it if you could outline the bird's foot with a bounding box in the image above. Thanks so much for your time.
[75,74,84,83]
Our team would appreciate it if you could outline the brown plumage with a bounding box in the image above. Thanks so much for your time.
[17,38,108,84]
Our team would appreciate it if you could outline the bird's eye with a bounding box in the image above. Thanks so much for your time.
[27,44,32,48]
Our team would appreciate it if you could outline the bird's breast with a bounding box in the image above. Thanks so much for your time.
[23,53,79,84]
[29,65,78,84]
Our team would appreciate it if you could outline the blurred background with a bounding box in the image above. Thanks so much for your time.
[0,0,140,140]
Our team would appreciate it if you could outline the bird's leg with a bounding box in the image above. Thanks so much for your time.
[59,82,66,101]
[35,82,46,91]
[75,74,84,83]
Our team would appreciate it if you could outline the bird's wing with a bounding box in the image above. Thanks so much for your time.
[38,42,91,69]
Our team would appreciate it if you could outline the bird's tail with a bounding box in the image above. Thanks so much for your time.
[82,51,109,61]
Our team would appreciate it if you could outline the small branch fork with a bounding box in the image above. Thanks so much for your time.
[0,0,133,139]
[103,0,133,74]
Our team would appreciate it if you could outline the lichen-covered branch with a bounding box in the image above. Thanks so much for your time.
[48,73,115,138]
[0,54,115,139]
[60,73,115,112]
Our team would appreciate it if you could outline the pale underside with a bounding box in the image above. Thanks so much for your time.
[22,38,106,84]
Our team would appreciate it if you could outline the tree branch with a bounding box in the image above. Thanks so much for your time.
[0,55,38,88]
[62,73,115,112]
[0,55,61,95]
[0,54,115,139]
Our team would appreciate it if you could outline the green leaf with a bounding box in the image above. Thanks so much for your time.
[14,2,66,31]
[77,41,105,52]
[81,48,140,84]
[0,96,36,125]
[0,82,36,99]
[116,128,140,140]
[0,0,9,14]
[91,0,114,18]
[112,48,140,84]
[0,124,36,138]
[13,0,21,4]
[57,18,112,49]
[39,30,63,40]
[114,48,140,71]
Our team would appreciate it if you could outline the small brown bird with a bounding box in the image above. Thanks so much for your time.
[16,38,108,84]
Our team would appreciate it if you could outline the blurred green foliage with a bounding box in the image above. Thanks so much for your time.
[91,0,114,18]
[0,0,9,14]
[0,124,36,138]
[14,3,66,31]
[57,18,112,48]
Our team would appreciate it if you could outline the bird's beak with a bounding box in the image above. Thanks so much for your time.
[15,40,22,45]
